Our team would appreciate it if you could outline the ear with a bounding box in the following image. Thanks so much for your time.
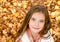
[43,30,51,38]
[47,21,51,30]
[47,25,49,29]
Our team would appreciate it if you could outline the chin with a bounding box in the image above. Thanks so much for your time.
[32,30,40,33]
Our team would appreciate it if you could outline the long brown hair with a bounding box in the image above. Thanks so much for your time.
[15,5,51,39]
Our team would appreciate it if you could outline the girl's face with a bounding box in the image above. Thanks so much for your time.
[29,12,45,34]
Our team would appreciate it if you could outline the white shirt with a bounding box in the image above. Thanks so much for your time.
[21,31,54,42]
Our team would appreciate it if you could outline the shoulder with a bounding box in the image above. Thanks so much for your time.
[16,31,30,42]
[42,31,54,42]
[41,36,54,42]
[21,31,30,42]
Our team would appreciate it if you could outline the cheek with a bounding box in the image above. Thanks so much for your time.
[39,23,44,28]
[29,20,35,26]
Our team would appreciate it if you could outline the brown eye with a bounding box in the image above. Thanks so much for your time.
[39,20,45,23]
[31,18,36,21]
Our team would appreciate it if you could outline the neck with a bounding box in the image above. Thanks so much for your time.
[31,31,39,37]
[27,29,42,41]
[30,30,41,40]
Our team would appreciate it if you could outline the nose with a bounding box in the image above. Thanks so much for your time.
[34,21,39,27]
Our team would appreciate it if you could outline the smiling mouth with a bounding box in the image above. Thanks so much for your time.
[33,27,39,30]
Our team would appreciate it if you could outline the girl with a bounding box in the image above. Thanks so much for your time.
[15,5,54,42]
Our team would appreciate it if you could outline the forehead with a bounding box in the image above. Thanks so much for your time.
[31,12,45,19]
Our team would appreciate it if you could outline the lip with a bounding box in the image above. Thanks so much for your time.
[32,27,39,30]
